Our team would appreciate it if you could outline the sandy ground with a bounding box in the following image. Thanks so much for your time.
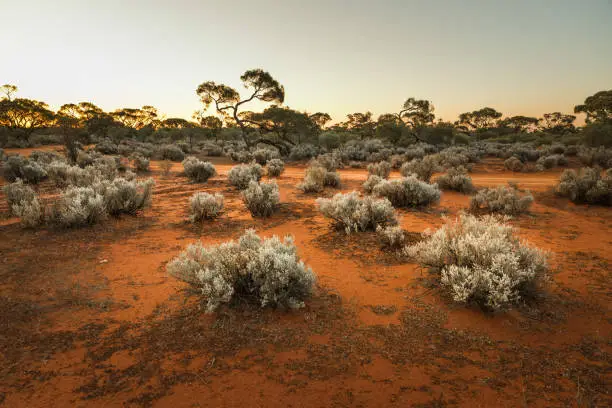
[0,148,610,407]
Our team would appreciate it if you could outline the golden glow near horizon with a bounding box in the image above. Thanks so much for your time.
[2,0,611,124]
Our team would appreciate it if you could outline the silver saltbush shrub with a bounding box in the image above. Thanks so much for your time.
[470,185,533,214]
[435,166,474,193]
[556,167,612,205]
[94,177,155,216]
[504,156,525,172]
[399,156,439,182]
[167,229,316,312]
[132,155,150,172]
[189,192,224,221]
[367,161,391,179]
[316,191,398,234]
[372,176,441,207]
[266,158,285,177]
[3,179,36,214]
[241,180,280,217]
[297,164,340,193]
[376,225,405,249]
[228,162,263,189]
[51,186,107,227]
[182,157,216,182]
[363,175,383,194]
[405,213,548,311]
[12,197,44,228]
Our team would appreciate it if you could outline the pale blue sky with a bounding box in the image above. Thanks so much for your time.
[2,0,611,123]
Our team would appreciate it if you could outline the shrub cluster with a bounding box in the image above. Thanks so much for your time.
[241,180,280,217]
[3,179,36,214]
[376,225,405,249]
[158,144,185,161]
[167,229,316,312]
[399,156,439,182]
[504,156,525,172]
[297,163,341,193]
[2,155,48,184]
[406,213,548,311]
[435,166,474,193]
[316,191,398,234]
[367,161,392,179]
[556,167,612,205]
[228,162,263,189]
[182,157,216,182]
[132,155,150,172]
[370,176,441,208]
[189,192,224,221]
[266,158,285,177]
[470,185,533,214]
[252,148,280,165]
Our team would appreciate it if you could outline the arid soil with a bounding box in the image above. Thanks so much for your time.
[0,147,610,407]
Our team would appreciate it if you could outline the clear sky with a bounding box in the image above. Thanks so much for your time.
[2,0,611,123]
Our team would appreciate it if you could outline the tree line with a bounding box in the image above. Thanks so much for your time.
[1,69,611,151]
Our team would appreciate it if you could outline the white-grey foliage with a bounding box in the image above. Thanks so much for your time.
[363,175,383,194]
[3,179,36,214]
[228,162,263,189]
[182,157,216,182]
[94,177,155,215]
[405,213,548,310]
[470,185,533,214]
[252,148,280,165]
[376,225,405,249]
[556,167,612,205]
[399,156,440,182]
[167,229,316,312]
[435,166,474,193]
[372,176,441,207]
[51,186,107,227]
[241,180,280,217]
[316,191,398,234]
[189,192,224,221]
[132,155,150,172]
[298,164,340,193]
[266,158,285,177]
[12,197,44,228]
[504,156,524,172]
[367,161,391,179]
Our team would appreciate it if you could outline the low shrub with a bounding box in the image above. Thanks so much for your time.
[363,175,383,194]
[556,167,612,205]
[252,148,280,165]
[536,154,568,170]
[297,164,340,193]
[241,180,280,217]
[51,186,107,227]
[158,144,185,161]
[289,144,318,161]
[266,158,285,177]
[470,185,533,214]
[95,177,155,216]
[367,161,391,179]
[405,213,548,311]
[504,156,524,172]
[166,229,316,312]
[189,192,224,221]
[435,166,474,193]
[12,197,44,228]
[372,176,441,208]
[376,225,405,249]
[228,162,263,189]
[182,157,216,182]
[132,155,150,172]
[2,155,47,184]
[95,139,119,154]
[316,191,398,234]
[399,156,439,182]
[3,179,36,214]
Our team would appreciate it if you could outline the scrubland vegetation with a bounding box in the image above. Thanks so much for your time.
[1,79,610,407]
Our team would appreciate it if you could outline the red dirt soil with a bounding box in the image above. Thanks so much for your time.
[0,149,610,407]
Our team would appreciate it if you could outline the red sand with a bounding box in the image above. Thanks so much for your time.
[0,151,610,407]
